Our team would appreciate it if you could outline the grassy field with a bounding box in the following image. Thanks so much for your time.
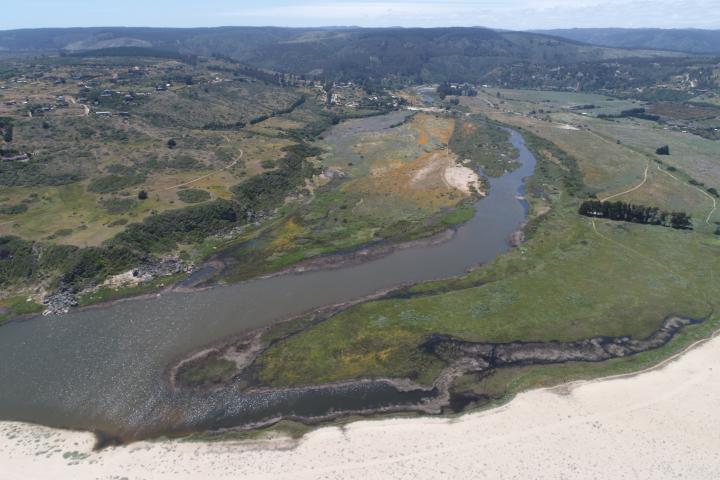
[255,200,719,387]
[481,88,642,117]
[246,91,720,398]
[217,111,496,282]
[0,296,44,324]
[0,55,349,299]
[0,105,293,247]
[464,91,720,231]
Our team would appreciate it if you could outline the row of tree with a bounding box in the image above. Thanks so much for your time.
[579,200,693,230]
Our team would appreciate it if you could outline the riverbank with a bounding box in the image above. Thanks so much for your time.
[168,311,704,432]
[3,328,719,479]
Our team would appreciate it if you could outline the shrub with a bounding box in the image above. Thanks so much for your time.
[0,203,28,215]
[100,198,136,214]
[88,175,144,193]
[177,188,211,204]
[107,218,129,227]
[232,143,321,216]
[656,145,670,155]
[112,199,238,253]
[167,155,201,170]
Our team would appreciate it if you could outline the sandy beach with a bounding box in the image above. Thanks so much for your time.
[3,334,720,480]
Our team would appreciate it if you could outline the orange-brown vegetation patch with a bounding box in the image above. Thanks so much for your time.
[348,150,465,211]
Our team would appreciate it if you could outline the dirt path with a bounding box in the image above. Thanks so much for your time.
[600,162,650,202]
[67,96,90,116]
[160,150,242,192]
[656,164,717,225]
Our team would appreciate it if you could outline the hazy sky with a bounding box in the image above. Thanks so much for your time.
[2,0,719,30]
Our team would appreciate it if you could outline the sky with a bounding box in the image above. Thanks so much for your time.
[1,0,719,31]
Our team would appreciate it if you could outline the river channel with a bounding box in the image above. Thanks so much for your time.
[0,117,536,439]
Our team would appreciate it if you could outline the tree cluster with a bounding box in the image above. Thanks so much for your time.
[598,108,660,122]
[436,82,478,99]
[112,199,238,254]
[231,143,321,220]
[579,200,692,230]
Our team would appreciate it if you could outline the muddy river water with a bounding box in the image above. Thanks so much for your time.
[0,117,536,439]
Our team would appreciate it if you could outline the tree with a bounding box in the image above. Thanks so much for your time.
[669,211,692,230]
[138,190,148,200]
[579,200,691,230]
[167,139,177,149]
[2,125,12,143]
[656,145,670,155]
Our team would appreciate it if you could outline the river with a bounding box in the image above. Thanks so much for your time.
[0,117,536,440]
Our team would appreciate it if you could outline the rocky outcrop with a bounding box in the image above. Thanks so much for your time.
[42,289,78,316]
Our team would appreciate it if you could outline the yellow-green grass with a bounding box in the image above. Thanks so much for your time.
[465,96,719,227]
[252,99,720,390]
[0,178,222,246]
[0,296,44,324]
[618,164,716,229]
[0,131,287,246]
[454,309,719,406]
[486,111,649,194]
[475,88,641,116]
[582,115,720,186]
[255,200,719,387]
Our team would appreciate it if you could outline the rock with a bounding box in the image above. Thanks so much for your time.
[42,289,78,316]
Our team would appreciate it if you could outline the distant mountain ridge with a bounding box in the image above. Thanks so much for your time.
[534,28,720,54]
[0,26,688,83]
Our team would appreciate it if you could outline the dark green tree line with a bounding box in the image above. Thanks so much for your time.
[579,200,692,230]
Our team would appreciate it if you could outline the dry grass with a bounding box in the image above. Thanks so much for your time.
[348,150,463,212]
[341,115,471,212]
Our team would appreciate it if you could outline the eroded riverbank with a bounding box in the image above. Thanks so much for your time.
[164,315,705,443]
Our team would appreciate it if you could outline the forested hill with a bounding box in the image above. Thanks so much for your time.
[0,26,684,82]
[534,28,720,54]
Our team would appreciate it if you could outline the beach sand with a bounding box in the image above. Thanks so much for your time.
[2,334,720,479]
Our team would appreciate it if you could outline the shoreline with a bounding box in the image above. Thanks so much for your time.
[3,324,719,479]
[3,222,464,324]
[154,315,707,443]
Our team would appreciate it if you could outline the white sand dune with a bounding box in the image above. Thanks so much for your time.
[3,334,720,479]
